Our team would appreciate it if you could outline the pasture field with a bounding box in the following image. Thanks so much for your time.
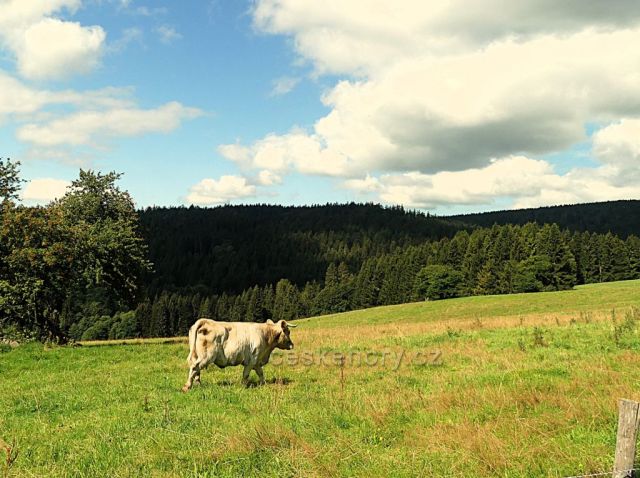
[1,280,640,477]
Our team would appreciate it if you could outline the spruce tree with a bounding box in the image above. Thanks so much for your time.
[626,235,640,279]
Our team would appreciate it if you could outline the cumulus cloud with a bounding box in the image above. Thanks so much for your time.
[17,101,202,147]
[21,177,70,203]
[222,0,640,209]
[0,1,201,167]
[592,119,640,186]
[0,67,200,163]
[0,0,106,80]
[344,153,640,210]
[257,170,282,186]
[0,0,81,26]
[220,130,351,176]
[186,175,257,205]
[0,70,135,121]
[227,26,640,177]
[15,18,105,80]
[0,71,49,117]
[343,156,561,208]
[343,175,381,194]
[253,0,640,77]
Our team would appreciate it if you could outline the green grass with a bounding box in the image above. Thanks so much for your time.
[298,279,640,329]
[1,280,640,477]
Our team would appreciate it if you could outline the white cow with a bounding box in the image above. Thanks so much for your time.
[182,318,296,391]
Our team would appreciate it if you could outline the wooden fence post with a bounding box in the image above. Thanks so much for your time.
[613,399,640,478]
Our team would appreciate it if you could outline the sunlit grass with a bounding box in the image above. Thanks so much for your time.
[1,280,639,477]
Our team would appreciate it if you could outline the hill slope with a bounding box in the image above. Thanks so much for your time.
[139,203,465,296]
[137,200,640,298]
[448,199,640,237]
[297,278,640,329]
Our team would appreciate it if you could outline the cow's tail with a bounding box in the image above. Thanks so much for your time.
[187,319,205,365]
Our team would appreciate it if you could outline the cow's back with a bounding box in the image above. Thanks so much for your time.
[193,320,268,368]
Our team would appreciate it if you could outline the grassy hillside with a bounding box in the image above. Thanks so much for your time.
[1,281,640,477]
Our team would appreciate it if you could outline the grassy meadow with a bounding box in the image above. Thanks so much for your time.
[1,280,640,477]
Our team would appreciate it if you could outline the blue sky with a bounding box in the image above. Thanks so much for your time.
[2,0,640,213]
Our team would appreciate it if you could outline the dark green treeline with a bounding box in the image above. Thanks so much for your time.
[138,204,465,297]
[78,222,640,340]
[450,200,640,238]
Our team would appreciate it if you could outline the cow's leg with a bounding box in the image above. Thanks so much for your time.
[191,358,202,386]
[254,365,265,385]
[242,364,253,385]
[182,363,200,392]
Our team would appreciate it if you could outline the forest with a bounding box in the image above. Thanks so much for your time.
[139,203,465,297]
[450,199,640,237]
[2,158,639,341]
[111,221,638,341]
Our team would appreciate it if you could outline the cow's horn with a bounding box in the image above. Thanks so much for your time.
[287,323,298,328]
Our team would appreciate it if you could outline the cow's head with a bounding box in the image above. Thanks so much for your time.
[270,320,296,350]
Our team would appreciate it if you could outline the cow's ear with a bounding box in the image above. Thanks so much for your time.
[280,320,288,330]
[266,319,274,325]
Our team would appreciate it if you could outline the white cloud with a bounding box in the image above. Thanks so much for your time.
[0,71,49,117]
[344,155,640,210]
[357,156,564,208]
[343,174,380,193]
[229,27,640,177]
[253,0,640,77]
[269,76,300,97]
[0,71,135,122]
[21,177,70,203]
[16,18,105,80]
[511,170,640,209]
[0,1,200,168]
[0,68,200,163]
[0,0,106,80]
[592,119,640,186]
[156,25,181,44]
[217,143,252,165]
[220,130,351,176]
[222,0,640,210]
[0,0,81,26]
[17,101,202,147]
[257,169,282,186]
[186,175,257,205]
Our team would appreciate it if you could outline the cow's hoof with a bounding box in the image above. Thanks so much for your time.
[181,385,190,393]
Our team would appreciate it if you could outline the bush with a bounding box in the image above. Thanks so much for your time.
[108,311,138,339]
[0,322,37,345]
[80,315,113,341]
